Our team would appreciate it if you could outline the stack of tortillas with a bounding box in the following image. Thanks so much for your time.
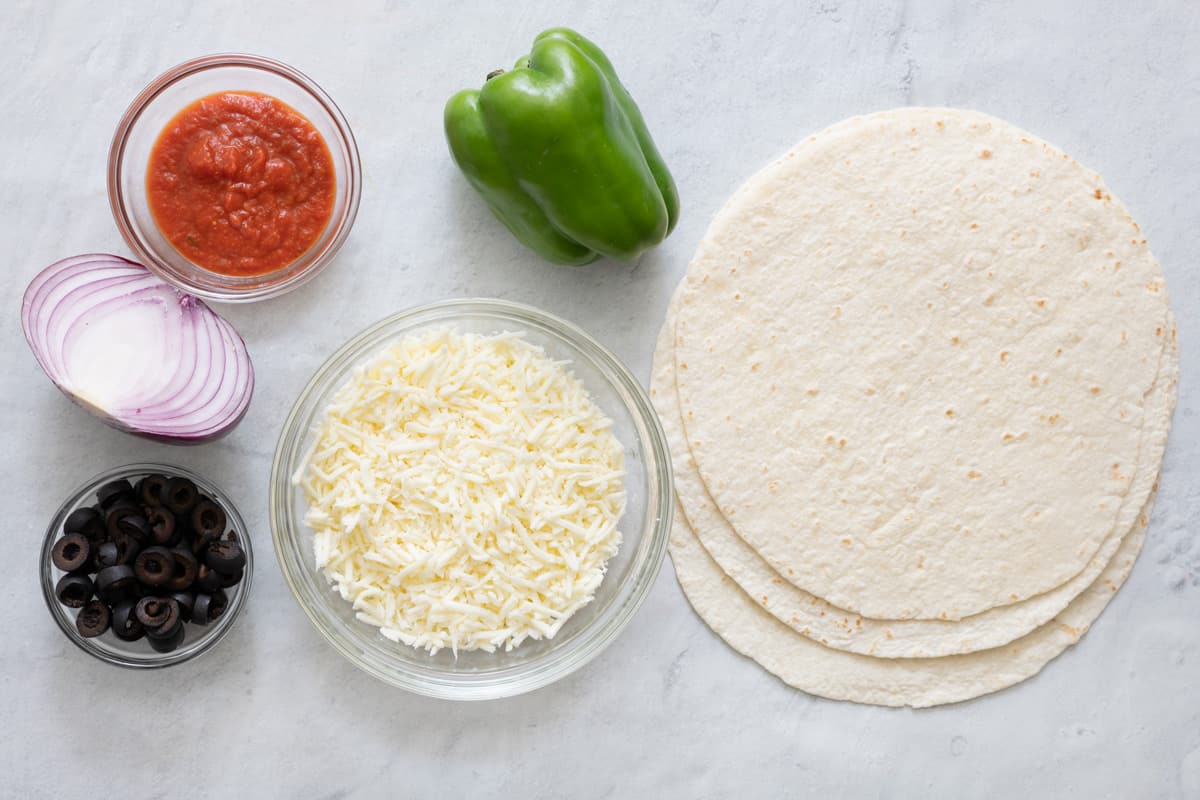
[654,107,1177,707]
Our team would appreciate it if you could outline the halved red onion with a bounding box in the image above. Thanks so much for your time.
[21,254,254,443]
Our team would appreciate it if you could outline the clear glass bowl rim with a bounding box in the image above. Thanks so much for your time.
[269,298,674,700]
[40,462,253,669]
[106,52,362,303]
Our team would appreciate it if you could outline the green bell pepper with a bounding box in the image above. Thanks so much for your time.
[444,28,680,265]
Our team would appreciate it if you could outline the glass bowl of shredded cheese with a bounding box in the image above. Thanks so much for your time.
[270,299,672,699]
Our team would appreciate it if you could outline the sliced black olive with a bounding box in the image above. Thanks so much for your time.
[192,590,228,625]
[170,592,195,622]
[106,505,146,543]
[219,568,244,588]
[80,517,107,544]
[95,564,137,602]
[134,546,174,587]
[136,596,179,630]
[96,541,120,568]
[190,498,227,541]
[165,548,199,591]
[111,600,144,641]
[148,602,182,639]
[55,573,94,607]
[147,623,185,653]
[75,600,111,638]
[139,474,168,508]
[51,533,91,573]
[146,508,177,547]
[161,477,199,516]
[190,527,217,559]
[63,506,102,536]
[205,539,246,575]
[110,532,139,566]
[96,479,135,510]
[117,513,150,545]
[195,564,222,593]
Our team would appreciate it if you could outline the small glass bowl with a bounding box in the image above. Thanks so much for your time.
[270,299,673,700]
[108,54,361,303]
[41,463,252,668]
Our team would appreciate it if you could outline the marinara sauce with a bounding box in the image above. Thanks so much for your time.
[146,91,335,276]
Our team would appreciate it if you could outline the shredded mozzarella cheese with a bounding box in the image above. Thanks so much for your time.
[294,329,626,654]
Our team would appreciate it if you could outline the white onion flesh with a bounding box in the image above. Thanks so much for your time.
[21,254,254,443]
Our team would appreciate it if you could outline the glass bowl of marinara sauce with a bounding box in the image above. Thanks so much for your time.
[108,54,361,303]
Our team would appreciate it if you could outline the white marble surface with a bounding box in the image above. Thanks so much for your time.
[3,1,1198,797]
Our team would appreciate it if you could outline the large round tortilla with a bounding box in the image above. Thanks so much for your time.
[668,488,1155,707]
[654,286,1178,657]
[674,108,1172,619]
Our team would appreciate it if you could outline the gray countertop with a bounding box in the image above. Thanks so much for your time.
[4,1,1198,797]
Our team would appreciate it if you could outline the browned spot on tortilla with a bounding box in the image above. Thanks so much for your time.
[807,388,819,396]
[1090,386,1101,394]
[841,538,852,547]
[1094,188,1104,199]
[750,363,760,372]
[885,630,894,639]
[945,408,955,418]
[865,387,875,395]
[838,438,846,447]
[1047,414,1059,424]
[936,120,944,129]
[1000,351,1009,362]
[980,149,992,159]
[826,434,835,444]
[951,335,960,344]
[1030,373,1039,385]
[1003,433,1015,441]
[967,470,981,479]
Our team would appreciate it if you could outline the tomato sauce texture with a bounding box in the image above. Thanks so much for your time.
[146,92,336,276]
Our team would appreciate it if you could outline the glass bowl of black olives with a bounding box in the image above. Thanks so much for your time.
[40,463,252,667]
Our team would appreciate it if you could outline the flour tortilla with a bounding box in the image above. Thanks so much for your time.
[675,107,1172,619]
[654,284,1178,656]
[669,484,1156,707]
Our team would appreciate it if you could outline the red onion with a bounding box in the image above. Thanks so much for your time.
[21,254,254,443]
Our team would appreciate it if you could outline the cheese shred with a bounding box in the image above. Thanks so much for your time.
[295,329,626,654]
